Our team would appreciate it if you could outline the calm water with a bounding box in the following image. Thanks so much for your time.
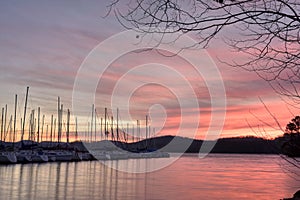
[0,154,298,200]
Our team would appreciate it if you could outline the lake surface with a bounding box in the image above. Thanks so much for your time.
[0,154,298,200]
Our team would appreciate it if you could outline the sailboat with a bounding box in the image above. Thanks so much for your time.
[31,150,49,162]
[15,150,32,163]
[0,151,17,164]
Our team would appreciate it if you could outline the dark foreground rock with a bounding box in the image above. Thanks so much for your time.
[282,190,300,200]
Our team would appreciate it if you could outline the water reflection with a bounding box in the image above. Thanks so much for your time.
[0,155,298,200]
[0,159,165,199]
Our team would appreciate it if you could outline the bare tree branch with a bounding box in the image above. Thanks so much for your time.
[109,0,300,104]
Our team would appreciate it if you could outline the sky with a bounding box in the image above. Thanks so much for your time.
[0,0,295,141]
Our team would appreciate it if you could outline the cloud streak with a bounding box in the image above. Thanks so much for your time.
[0,1,294,140]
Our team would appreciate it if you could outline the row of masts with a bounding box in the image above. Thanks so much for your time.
[0,87,154,144]
[84,105,153,143]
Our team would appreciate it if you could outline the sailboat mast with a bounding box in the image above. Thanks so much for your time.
[132,124,135,142]
[50,115,53,142]
[87,122,90,142]
[111,116,114,141]
[126,123,129,142]
[32,110,35,141]
[4,104,7,140]
[125,123,129,142]
[94,108,96,142]
[46,124,48,141]
[57,97,61,143]
[116,108,119,142]
[67,109,70,143]
[41,115,45,142]
[59,104,63,143]
[100,118,103,140]
[106,122,108,140]
[146,115,148,140]
[13,94,17,145]
[1,107,3,141]
[37,107,40,143]
[145,115,148,149]
[21,86,29,141]
[104,107,107,140]
[20,118,22,141]
[28,113,31,140]
[29,110,34,140]
[53,118,56,143]
[137,120,139,142]
[8,115,12,142]
[75,117,78,141]
[91,104,94,142]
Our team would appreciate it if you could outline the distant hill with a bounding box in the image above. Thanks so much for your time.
[121,135,281,154]
[0,135,285,155]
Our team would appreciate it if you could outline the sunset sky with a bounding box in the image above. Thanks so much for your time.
[0,1,295,141]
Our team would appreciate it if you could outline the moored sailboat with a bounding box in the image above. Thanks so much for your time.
[15,151,32,163]
[46,150,73,162]
[31,151,49,163]
[0,151,17,164]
